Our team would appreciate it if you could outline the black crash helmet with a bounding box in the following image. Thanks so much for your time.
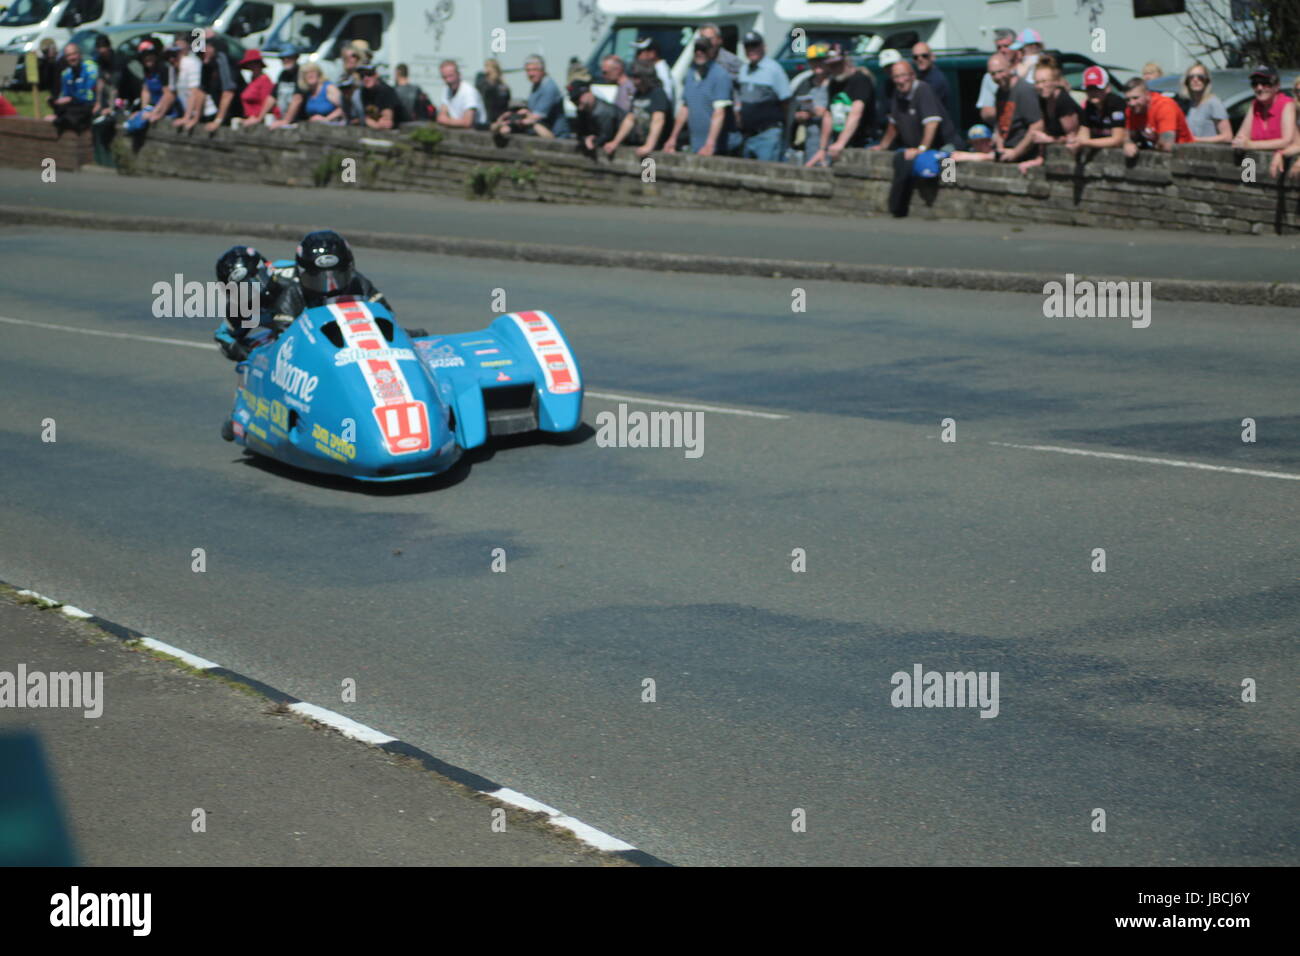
[215,245,271,287]
[295,230,355,296]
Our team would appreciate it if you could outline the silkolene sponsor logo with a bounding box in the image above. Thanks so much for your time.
[334,346,414,366]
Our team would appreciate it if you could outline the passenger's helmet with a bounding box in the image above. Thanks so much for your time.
[215,245,271,288]
[295,230,355,296]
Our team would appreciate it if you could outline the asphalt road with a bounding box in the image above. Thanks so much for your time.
[3,167,1298,283]
[1,226,1297,866]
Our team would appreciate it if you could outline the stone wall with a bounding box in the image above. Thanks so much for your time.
[67,121,1300,235]
[0,117,95,173]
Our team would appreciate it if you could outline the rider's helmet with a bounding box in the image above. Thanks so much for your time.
[215,245,272,326]
[215,245,271,288]
[295,230,355,297]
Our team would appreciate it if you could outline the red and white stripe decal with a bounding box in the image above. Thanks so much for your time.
[327,299,430,456]
[511,311,580,395]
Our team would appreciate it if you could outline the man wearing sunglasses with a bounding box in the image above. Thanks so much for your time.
[910,41,951,115]
[1233,65,1297,152]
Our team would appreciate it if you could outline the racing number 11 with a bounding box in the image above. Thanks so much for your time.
[374,401,431,455]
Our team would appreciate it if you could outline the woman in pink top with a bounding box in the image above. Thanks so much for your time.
[238,50,275,125]
[1233,64,1295,150]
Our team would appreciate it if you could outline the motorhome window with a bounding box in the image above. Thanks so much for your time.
[229,1,273,37]
[607,25,686,72]
[508,0,561,22]
[168,0,225,25]
[60,0,104,28]
[0,0,55,26]
[129,0,171,20]
[269,8,344,53]
[341,12,382,52]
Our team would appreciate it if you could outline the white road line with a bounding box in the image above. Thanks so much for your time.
[289,702,398,745]
[0,314,211,349]
[489,787,637,852]
[2,313,785,421]
[140,637,221,671]
[990,441,1300,482]
[586,390,788,420]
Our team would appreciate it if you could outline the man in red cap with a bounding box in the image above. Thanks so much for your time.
[1121,75,1192,155]
[1068,65,1127,153]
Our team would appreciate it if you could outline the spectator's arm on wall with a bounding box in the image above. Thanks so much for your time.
[663,103,687,153]
[1001,120,1042,161]
[828,98,865,160]
[270,92,303,127]
[699,102,728,156]
[604,110,636,154]
[1231,103,1255,149]
[637,109,665,158]
[908,117,940,157]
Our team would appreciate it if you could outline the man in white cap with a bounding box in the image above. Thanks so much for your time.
[874,48,902,140]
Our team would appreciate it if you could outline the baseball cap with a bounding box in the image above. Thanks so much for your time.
[878,49,902,68]
[742,30,763,47]
[912,149,950,179]
[632,36,656,53]
[1082,65,1109,89]
[1250,64,1279,83]
[821,43,845,63]
[806,43,831,61]
[966,123,992,140]
[567,79,590,103]
[1010,28,1042,51]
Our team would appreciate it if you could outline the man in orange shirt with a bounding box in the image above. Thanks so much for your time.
[1121,77,1193,156]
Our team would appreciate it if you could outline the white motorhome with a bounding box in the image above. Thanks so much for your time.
[0,0,154,51]
[162,0,291,48]
[771,0,1206,76]
[258,0,596,92]
[584,0,791,89]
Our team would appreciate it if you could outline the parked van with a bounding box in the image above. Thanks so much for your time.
[771,0,1207,79]
[258,1,595,93]
[0,0,155,53]
[162,0,289,49]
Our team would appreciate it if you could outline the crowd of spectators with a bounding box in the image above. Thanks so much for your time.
[8,20,1300,198]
